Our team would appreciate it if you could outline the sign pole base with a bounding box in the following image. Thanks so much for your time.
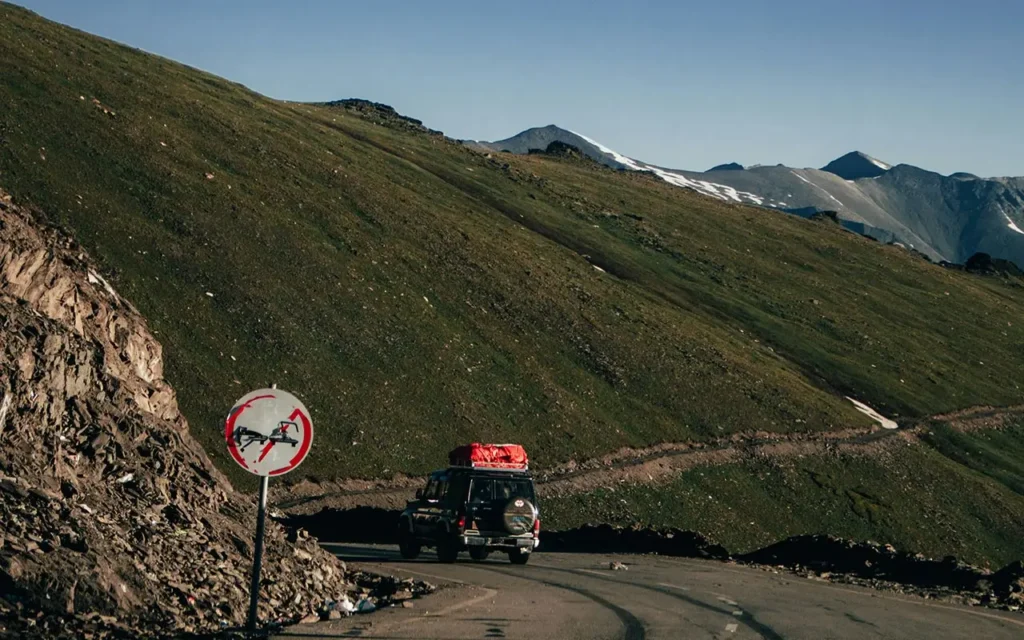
[246,474,269,635]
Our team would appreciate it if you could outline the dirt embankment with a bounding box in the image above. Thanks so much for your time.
[741,535,1024,611]
[0,190,431,639]
[927,404,1024,432]
[273,425,914,514]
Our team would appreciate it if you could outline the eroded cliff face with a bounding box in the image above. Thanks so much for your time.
[0,189,179,424]
[0,190,383,639]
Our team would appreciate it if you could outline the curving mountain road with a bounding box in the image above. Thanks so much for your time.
[274,544,1024,640]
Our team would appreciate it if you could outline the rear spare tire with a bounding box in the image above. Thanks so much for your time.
[501,498,536,535]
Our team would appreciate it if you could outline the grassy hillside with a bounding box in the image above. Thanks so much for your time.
[2,2,1024,491]
[543,422,1024,567]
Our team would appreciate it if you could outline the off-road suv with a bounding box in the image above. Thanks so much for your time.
[397,459,540,564]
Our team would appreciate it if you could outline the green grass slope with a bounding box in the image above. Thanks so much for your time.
[543,422,1024,567]
[2,3,1024,488]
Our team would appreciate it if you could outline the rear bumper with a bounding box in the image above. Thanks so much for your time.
[461,534,540,550]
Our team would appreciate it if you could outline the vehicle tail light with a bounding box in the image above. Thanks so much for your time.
[457,515,466,530]
[533,518,541,537]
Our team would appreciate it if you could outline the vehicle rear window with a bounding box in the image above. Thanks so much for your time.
[469,478,534,503]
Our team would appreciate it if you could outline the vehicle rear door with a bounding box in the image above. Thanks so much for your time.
[467,476,499,533]
[415,472,449,536]
[412,474,440,536]
[469,476,536,534]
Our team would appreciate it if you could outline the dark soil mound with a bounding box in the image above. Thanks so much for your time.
[539,523,728,559]
[281,507,401,545]
[738,535,984,591]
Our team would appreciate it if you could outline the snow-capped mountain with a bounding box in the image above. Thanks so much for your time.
[821,151,891,180]
[464,126,1024,267]
[466,126,786,207]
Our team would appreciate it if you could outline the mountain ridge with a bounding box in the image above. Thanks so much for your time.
[821,150,892,180]
[470,126,1024,266]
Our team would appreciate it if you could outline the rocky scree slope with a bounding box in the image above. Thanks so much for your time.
[0,189,429,639]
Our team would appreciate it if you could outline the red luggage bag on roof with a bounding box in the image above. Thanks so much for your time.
[448,443,528,469]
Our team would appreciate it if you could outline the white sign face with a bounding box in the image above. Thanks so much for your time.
[224,388,313,477]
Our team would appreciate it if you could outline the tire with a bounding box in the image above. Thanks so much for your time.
[398,533,421,560]
[501,498,537,536]
[508,548,530,565]
[469,547,490,561]
[436,536,459,564]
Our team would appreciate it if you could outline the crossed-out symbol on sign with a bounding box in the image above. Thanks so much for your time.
[225,389,313,477]
[233,420,299,462]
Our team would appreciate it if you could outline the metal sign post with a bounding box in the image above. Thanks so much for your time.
[224,386,314,636]
[247,474,269,633]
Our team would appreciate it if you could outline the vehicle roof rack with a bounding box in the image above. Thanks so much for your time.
[449,460,529,472]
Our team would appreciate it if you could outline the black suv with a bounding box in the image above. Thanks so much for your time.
[397,465,540,564]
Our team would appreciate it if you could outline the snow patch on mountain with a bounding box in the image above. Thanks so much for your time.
[1003,211,1024,235]
[568,130,766,206]
[568,130,646,171]
[792,171,843,207]
[847,397,898,430]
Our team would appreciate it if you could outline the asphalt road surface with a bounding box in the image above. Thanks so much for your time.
[273,544,1024,640]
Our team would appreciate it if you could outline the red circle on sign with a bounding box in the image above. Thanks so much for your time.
[224,389,313,477]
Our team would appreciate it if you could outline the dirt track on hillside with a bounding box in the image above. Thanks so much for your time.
[274,405,1024,515]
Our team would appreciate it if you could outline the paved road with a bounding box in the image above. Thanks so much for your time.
[274,544,1024,640]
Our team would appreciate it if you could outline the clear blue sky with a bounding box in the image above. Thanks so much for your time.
[12,0,1024,176]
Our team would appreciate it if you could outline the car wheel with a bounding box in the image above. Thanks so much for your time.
[436,536,459,563]
[469,547,490,561]
[508,549,530,565]
[398,533,421,560]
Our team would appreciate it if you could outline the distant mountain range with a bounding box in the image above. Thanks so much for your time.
[464,126,1024,266]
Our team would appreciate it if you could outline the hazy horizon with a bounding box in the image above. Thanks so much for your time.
[10,0,1024,177]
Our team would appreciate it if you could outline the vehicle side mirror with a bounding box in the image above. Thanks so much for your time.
[415,489,424,500]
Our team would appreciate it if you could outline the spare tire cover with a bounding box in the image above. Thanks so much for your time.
[502,498,536,535]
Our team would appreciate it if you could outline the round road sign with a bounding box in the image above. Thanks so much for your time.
[224,388,313,476]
